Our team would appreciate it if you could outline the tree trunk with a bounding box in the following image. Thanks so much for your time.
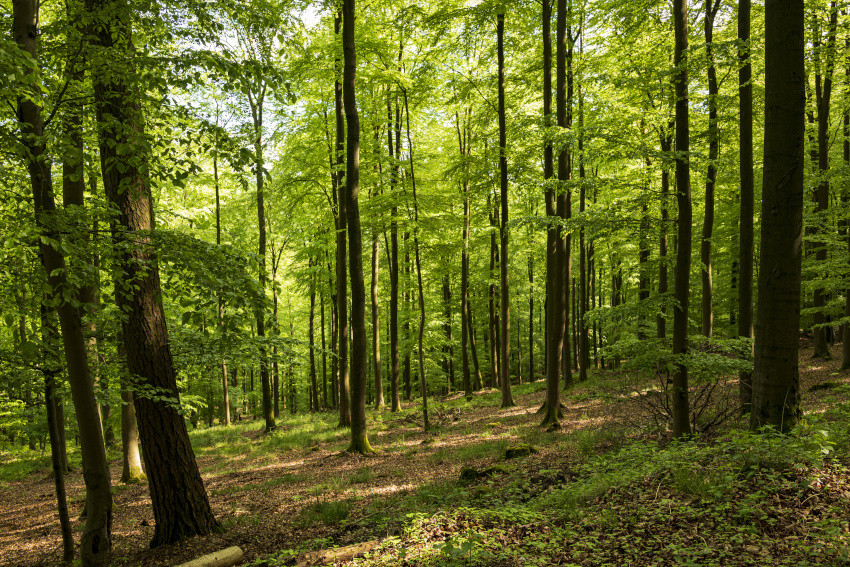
[309,258,319,412]
[751,0,805,432]
[14,2,114,563]
[843,29,850,370]
[672,0,692,438]
[334,10,351,427]
[658,127,672,339]
[214,129,231,426]
[343,0,372,453]
[88,0,219,545]
[388,91,401,412]
[497,12,514,407]
[541,0,565,428]
[700,1,720,338]
[811,3,837,359]
[442,273,454,392]
[403,89,430,433]
[738,0,755,409]
[40,307,74,563]
[458,110,473,397]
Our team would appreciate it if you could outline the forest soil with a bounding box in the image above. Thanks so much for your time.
[0,338,846,566]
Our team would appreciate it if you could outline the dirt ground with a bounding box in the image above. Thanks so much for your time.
[1,339,845,567]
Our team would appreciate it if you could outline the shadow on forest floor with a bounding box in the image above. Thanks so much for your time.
[1,339,849,566]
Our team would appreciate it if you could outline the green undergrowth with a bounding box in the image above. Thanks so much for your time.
[252,414,850,567]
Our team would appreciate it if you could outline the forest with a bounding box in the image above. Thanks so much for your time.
[2,0,850,565]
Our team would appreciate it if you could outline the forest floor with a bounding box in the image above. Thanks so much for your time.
[2,338,850,567]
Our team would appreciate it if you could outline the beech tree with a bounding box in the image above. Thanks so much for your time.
[751,0,805,432]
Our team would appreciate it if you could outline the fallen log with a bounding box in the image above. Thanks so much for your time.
[294,540,380,567]
[175,546,244,567]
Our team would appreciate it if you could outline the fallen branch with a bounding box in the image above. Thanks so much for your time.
[294,540,380,567]
[175,546,244,567]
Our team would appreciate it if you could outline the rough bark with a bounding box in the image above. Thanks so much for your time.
[88,0,219,545]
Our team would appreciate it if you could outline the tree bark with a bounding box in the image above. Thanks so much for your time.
[497,12,515,407]
[14,1,114,563]
[811,3,837,359]
[87,0,219,545]
[701,0,720,338]
[672,0,692,438]
[738,0,755,409]
[334,10,351,427]
[657,127,672,339]
[542,0,566,428]
[403,89,430,433]
[388,91,401,411]
[343,0,372,453]
[751,0,805,432]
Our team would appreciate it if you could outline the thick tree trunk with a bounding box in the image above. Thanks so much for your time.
[542,0,565,428]
[751,0,805,432]
[14,2,114,563]
[88,0,219,545]
[672,0,692,438]
[343,0,372,453]
[738,0,755,409]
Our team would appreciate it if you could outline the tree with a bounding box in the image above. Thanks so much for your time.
[541,0,565,429]
[343,0,373,454]
[13,0,113,563]
[737,0,754,411]
[86,0,220,545]
[496,10,514,408]
[672,0,692,438]
[750,0,805,432]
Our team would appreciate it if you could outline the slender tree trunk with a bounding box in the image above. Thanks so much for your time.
[214,130,231,426]
[15,2,113,563]
[738,0,755,409]
[560,12,574,390]
[528,252,534,379]
[442,273,454,392]
[343,0,372,453]
[658,128,672,339]
[751,0,805,432]
[309,258,319,411]
[388,92,401,412]
[497,12,514,407]
[672,0,693,438]
[458,110,473,397]
[334,10,351,427]
[812,3,837,359]
[403,235,412,401]
[488,192,499,389]
[372,226,384,408]
[700,1,720,338]
[321,289,328,408]
[403,89,430,432]
[39,307,73,563]
[578,87,589,379]
[842,28,850,370]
